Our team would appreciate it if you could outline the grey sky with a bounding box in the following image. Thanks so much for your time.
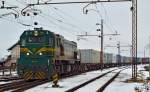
[0,0,149,58]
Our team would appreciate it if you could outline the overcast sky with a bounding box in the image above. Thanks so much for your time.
[0,0,149,58]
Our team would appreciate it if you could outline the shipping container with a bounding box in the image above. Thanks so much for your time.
[104,53,113,64]
[112,54,117,63]
[79,49,100,63]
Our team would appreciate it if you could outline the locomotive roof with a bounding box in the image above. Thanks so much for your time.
[25,28,54,33]
[20,27,77,45]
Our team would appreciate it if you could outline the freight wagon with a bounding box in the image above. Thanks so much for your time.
[79,49,100,63]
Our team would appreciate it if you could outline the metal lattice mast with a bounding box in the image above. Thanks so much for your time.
[131,0,137,79]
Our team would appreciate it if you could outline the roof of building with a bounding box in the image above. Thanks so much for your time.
[7,41,20,51]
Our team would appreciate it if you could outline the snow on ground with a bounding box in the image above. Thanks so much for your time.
[25,67,118,92]
[0,65,149,92]
[104,67,140,92]
[75,69,121,92]
[104,65,149,92]
[26,65,150,92]
[0,70,18,84]
[0,71,18,77]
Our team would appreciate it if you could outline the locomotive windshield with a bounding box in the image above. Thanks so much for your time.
[28,36,45,43]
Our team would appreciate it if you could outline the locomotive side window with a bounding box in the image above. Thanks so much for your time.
[21,39,26,46]
[57,38,60,46]
[49,38,53,46]
[28,36,44,43]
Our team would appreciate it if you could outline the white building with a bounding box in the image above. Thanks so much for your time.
[7,41,20,67]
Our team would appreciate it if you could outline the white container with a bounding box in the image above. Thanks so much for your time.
[104,53,113,64]
[79,49,100,64]
[112,54,117,63]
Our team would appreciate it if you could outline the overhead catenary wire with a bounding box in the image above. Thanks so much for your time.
[38,14,80,35]
[51,6,96,31]
[0,17,34,27]
[18,1,113,36]
[39,10,88,33]
[100,3,118,34]
[38,11,97,44]
[15,0,28,5]
[22,5,91,34]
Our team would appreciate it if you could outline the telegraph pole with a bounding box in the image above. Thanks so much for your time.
[78,19,119,71]
[100,19,104,70]
[117,42,121,66]
[97,19,104,70]
[78,19,104,71]
[105,43,132,66]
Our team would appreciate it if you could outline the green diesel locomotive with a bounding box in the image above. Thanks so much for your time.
[17,28,78,80]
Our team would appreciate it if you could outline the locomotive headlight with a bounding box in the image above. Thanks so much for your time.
[39,52,43,55]
[26,52,30,56]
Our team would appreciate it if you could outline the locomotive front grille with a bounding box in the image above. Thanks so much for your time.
[23,71,46,80]
[23,71,33,80]
[34,71,46,79]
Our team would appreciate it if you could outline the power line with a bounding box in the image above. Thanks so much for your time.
[39,11,88,33]
[0,17,33,27]
[15,0,28,5]
[28,0,131,6]
[52,6,95,32]
[39,14,81,35]
[100,3,118,34]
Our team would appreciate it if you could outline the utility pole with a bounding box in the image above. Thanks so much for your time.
[97,19,104,71]
[78,19,104,70]
[117,42,121,66]
[78,19,119,71]
[105,42,132,66]
[101,19,104,70]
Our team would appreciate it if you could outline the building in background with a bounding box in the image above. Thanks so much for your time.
[7,41,20,67]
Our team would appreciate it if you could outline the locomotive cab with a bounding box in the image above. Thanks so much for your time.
[17,28,55,80]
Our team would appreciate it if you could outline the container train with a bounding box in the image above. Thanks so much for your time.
[17,28,149,80]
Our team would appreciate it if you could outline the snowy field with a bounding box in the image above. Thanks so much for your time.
[104,65,150,92]
[0,70,17,77]
[25,65,149,92]
[25,67,118,92]
[0,65,149,92]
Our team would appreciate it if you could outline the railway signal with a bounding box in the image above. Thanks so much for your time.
[0,1,18,9]
[0,1,19,18]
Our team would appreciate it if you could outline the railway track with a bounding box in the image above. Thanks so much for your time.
[0,68,125,92]
[0,76,22,82]
[66,68,125,92]
[0,79,48,92]
[96,70,122,92]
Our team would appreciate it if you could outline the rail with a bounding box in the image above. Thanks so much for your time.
[96,70,122,92]
[66,69,117,92]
